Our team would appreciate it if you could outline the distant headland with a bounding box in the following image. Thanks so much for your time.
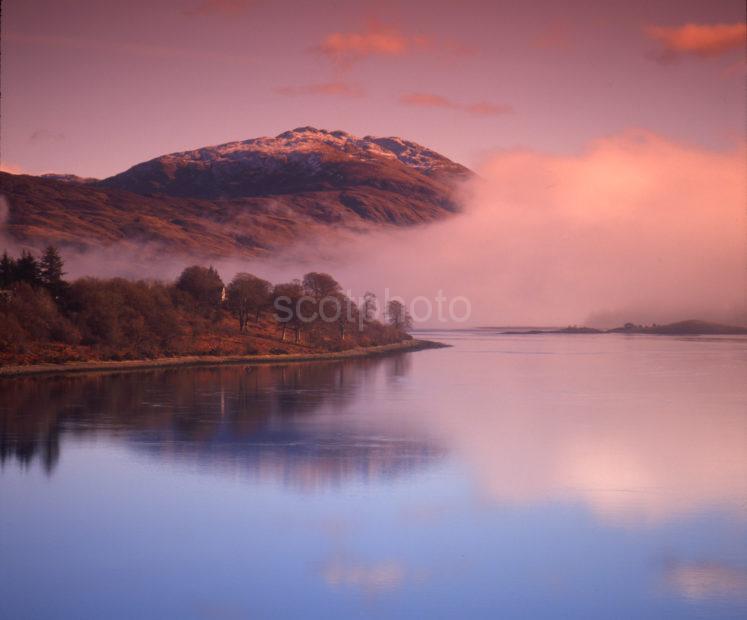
[501,320,747,336]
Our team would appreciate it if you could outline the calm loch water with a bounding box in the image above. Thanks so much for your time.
[1,332,746,619]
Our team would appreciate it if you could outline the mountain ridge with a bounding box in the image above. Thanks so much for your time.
[97,126,470,201]
[1,128,472,258]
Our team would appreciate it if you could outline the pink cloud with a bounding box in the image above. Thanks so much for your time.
[315,21,472,65]
[273,82,365,98]
[399,92,456,109]
[400,92,513,117]
[317,22,409,64]
[645,22,746,60]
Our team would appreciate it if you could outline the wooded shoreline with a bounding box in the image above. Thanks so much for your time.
[1,250,421,369]
[0,339,448,378]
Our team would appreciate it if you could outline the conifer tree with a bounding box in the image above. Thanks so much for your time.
[0,251,16,288]
[15,250,42,286]
[40,246,67,300]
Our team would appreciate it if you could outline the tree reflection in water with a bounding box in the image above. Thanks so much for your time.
[0,353,438,488]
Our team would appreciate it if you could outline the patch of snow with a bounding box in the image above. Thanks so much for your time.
[147,127,464,177]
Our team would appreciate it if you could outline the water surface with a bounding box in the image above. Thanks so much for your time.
[1,332,746,619]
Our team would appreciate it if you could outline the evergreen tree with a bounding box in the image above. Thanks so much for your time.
[41,246,65,287]
[15,250,42,286]
[40,246,68,301]
[0,251,16,288]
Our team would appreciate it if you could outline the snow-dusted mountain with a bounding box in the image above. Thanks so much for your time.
[1,128,473,259]
[127,126,467,177]
[99,126,471,201]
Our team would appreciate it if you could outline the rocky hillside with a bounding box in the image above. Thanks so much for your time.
[1,128,472,258]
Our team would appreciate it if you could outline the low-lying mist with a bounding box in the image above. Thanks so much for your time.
[3,131,745,327]
[266,130,746,327]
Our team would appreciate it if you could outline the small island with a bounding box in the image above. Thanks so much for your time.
[503,320,747,336]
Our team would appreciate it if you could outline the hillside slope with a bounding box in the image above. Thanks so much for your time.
[1,127,472,258]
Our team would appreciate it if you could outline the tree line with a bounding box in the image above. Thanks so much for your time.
[0,247,412,363]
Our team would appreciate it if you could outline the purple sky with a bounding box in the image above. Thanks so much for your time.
[1,0,744,177]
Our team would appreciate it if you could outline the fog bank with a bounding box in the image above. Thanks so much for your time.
[262,131,745,327]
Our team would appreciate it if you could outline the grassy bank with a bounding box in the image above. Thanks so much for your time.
[0,339,449,378]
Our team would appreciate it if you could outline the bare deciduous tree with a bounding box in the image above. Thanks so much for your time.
[226,273,271,333]
[272,281,305,343]
[387,300,413,331]
[176,265,224,310]
[302,272,341,299]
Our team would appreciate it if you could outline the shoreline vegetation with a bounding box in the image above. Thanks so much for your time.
[0,339,448,378]
[0,247,422,370]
